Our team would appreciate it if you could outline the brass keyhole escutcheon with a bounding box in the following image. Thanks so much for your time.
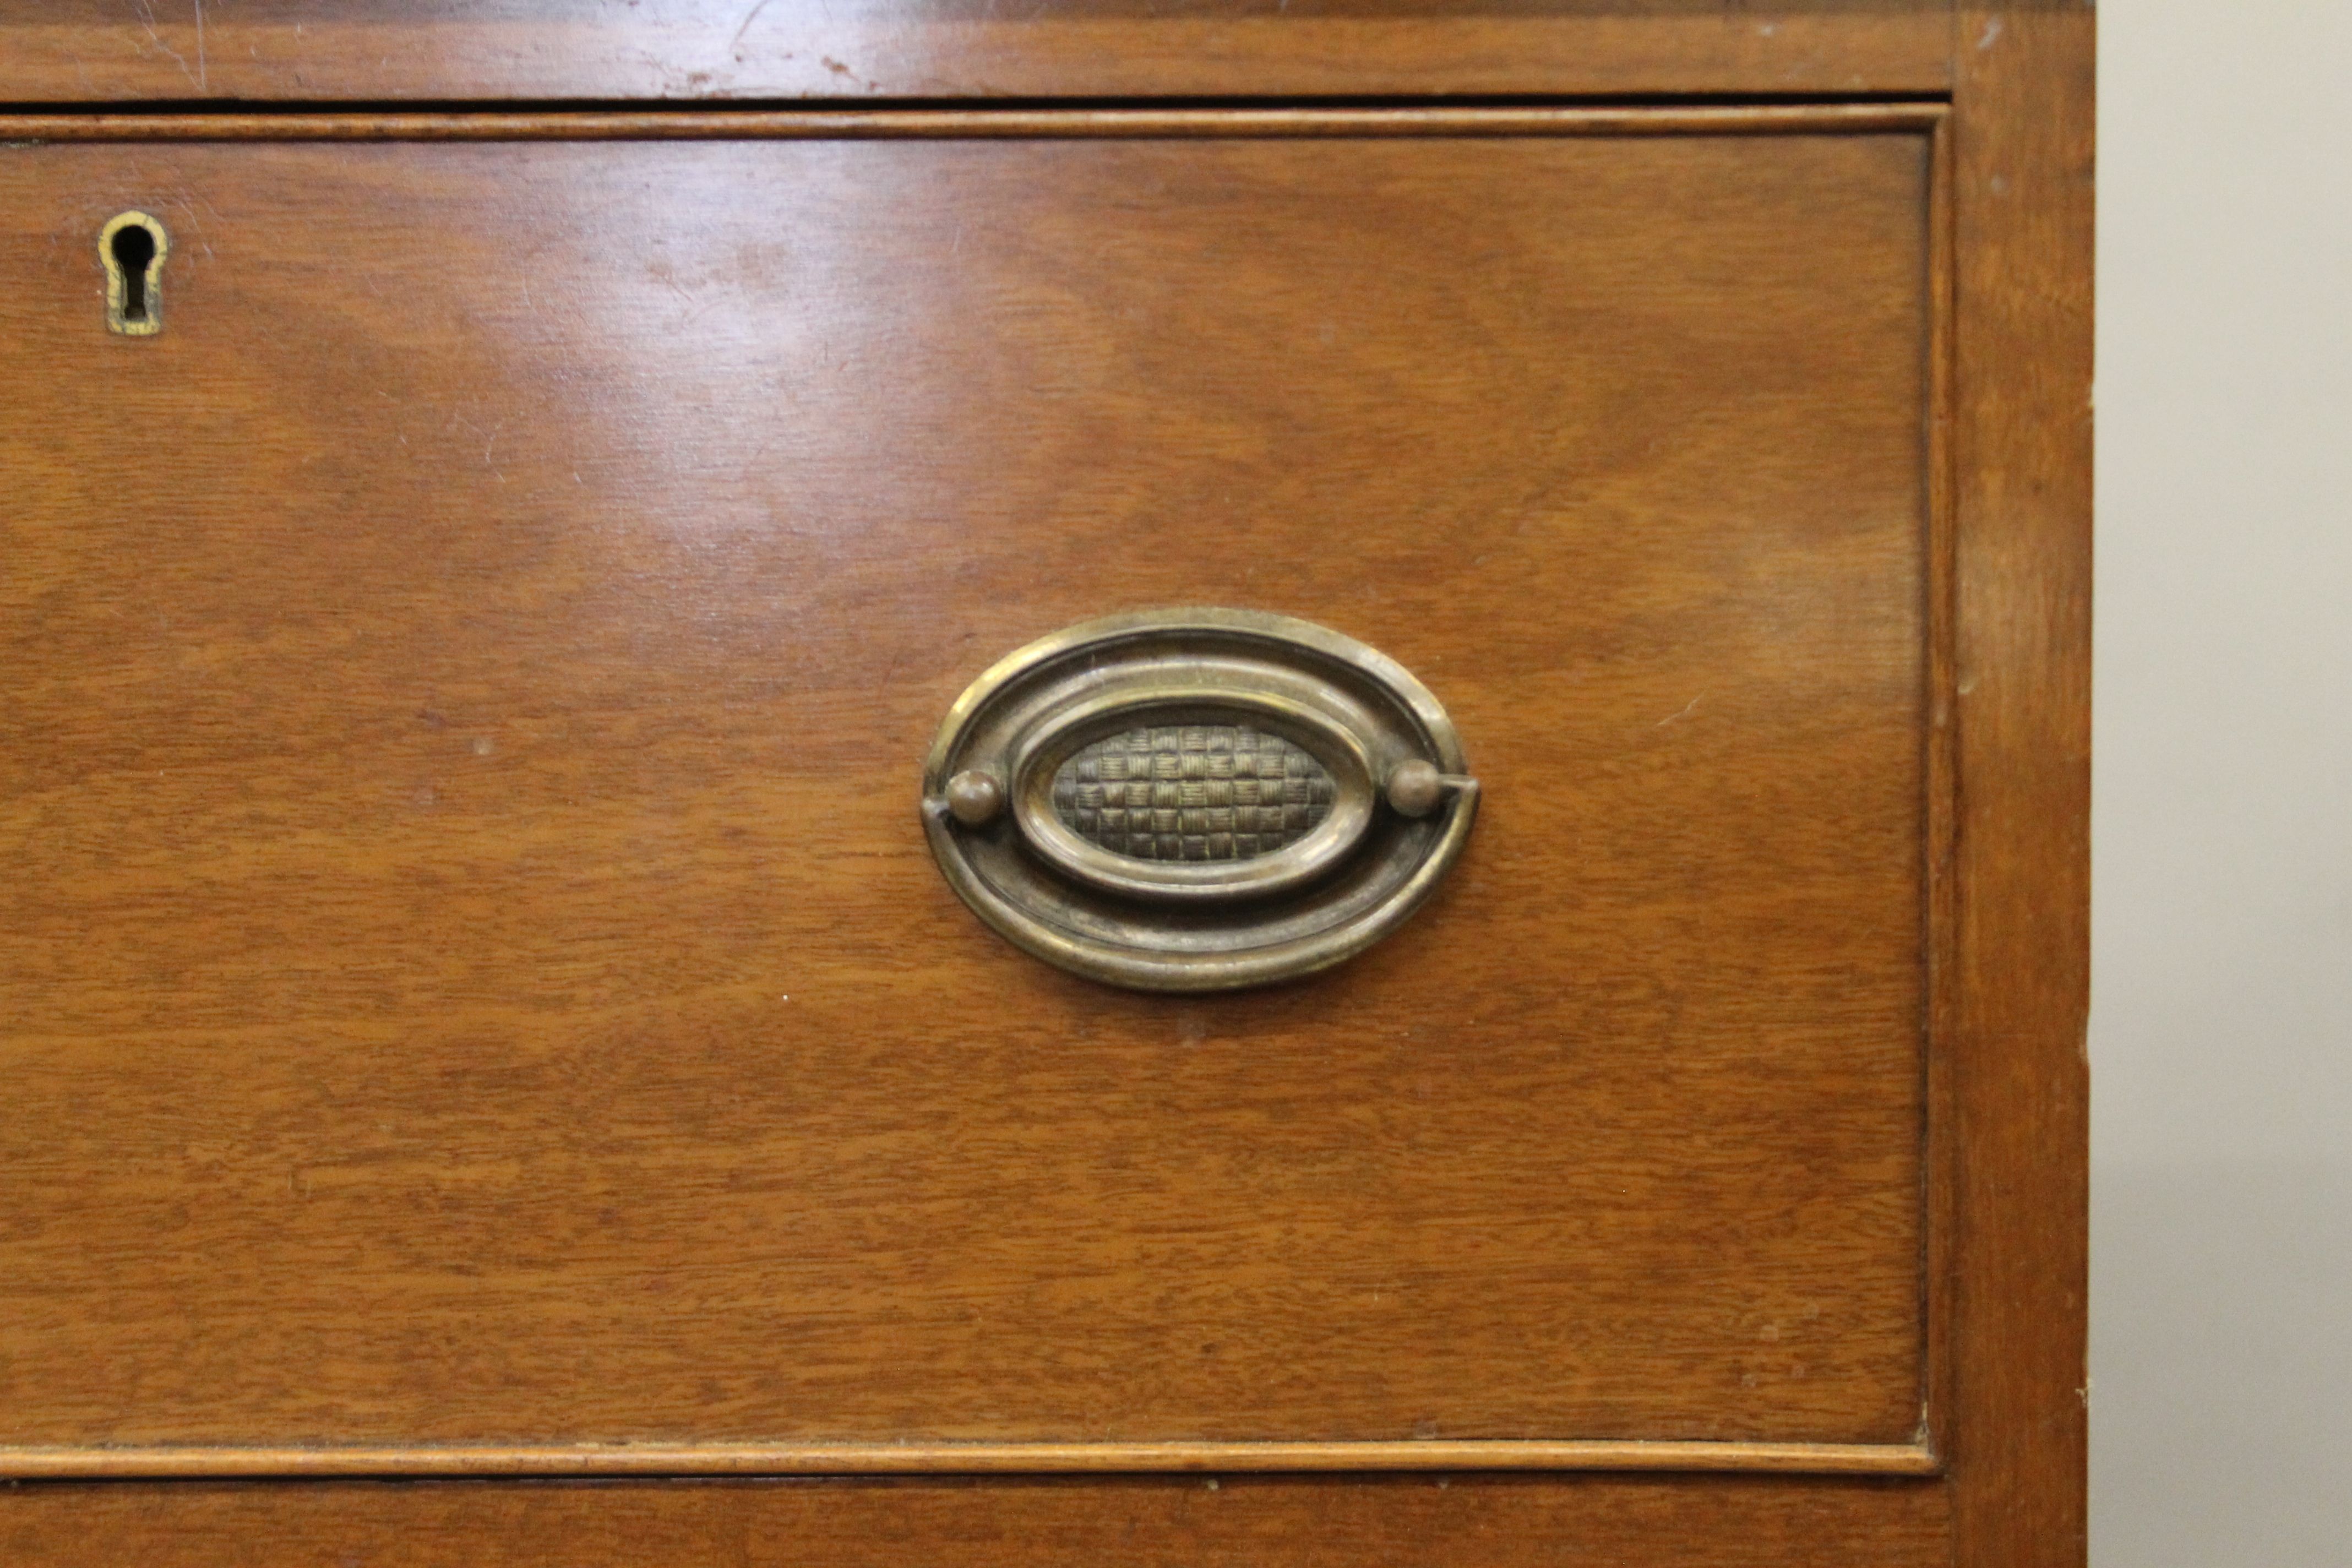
[100,211,170,336]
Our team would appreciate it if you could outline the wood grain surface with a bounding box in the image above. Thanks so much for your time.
[0,115,1937,1463]
[0,1474,1953,1568]
[0,1,1956,104]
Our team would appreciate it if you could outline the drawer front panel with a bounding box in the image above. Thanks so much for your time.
[0,118,1936,1463]
[0,1476,1954,1568]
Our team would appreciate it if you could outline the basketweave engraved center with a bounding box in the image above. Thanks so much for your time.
[1050,725,1336,862]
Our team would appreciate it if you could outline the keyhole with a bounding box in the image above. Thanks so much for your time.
[101,211,169,336]
[113,225,155,320]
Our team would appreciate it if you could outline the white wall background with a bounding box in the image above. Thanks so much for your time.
[2093,3,2352,1562]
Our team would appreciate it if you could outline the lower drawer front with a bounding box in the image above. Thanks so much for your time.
[0,121,1934,1464]
[0,1476,1952,1568]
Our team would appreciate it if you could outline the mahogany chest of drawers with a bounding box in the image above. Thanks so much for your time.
[0,4,2089,1564]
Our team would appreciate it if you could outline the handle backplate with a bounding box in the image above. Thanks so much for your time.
[922,608,1477,992]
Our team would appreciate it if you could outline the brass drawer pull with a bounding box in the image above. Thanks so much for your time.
[923,609,1477,991]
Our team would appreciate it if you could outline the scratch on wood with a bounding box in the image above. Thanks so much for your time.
[729,0,779,57]
[129,0,199,90]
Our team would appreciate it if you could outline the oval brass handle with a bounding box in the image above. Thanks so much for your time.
[922,608,1477,991]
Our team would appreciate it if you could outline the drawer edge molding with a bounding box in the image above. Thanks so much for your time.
[0,105,1948,145]
[0,1439,1940,1480]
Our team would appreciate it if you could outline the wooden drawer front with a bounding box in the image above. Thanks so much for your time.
[0,112,1938,1472]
